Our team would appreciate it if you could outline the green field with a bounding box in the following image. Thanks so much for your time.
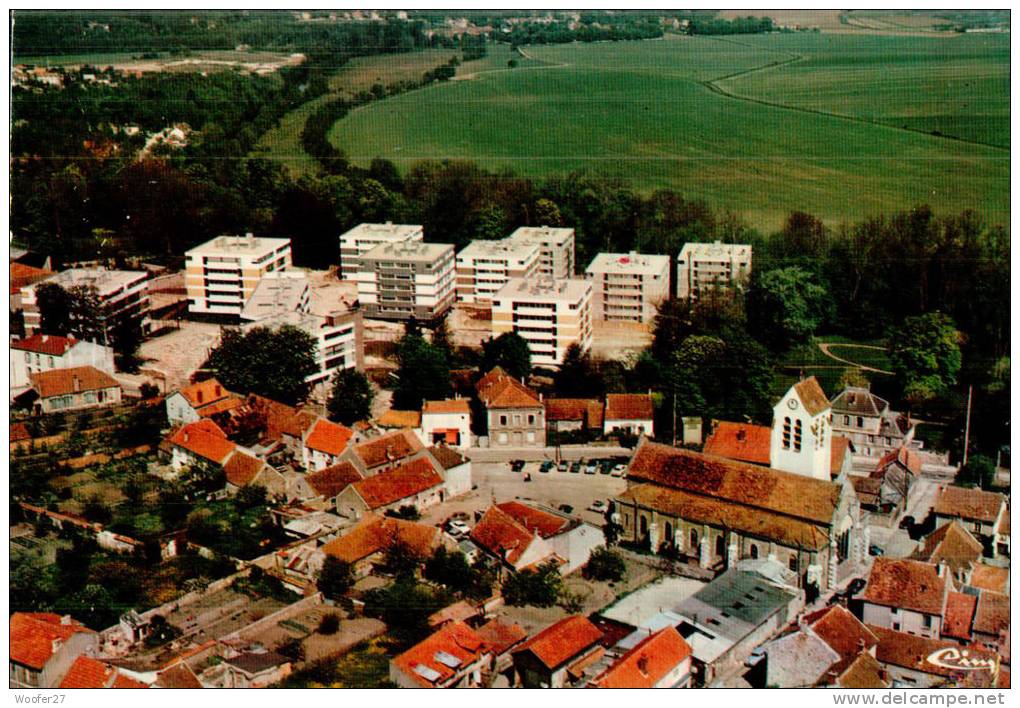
[328,35,1009,230]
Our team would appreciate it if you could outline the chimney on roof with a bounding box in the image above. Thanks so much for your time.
[60,615,73,626]
[936,562,947,578]
[41,335,48,343]
[214,384,222,397]
[183,431,190,443]
[73,375,81,393]
[637,655,649,676]
[736,428,746,443]
[197,390,204,404]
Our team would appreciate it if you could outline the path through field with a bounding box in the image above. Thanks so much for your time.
[817,342,893,375]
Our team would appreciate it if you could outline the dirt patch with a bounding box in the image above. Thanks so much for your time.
[302,616,387,663]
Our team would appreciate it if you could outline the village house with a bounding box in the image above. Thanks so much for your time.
[475,367,545,447]
[10,334,115,393]
[911,521,985,586]
[167,419,238,473]
[470,504,558,576]
[543,397,604,435]
[300,417,353,471]
[58,656,148,689]
[389,621,491,688]
[205,647,292,688]
[615,440,863,590]
[867,446,923,519]
[933,485,1009,558]
[341,428,425,476]
[428,445,473,499]
[10,261,54,312]
[298,461,364,506]
[603,393,655,438]
[376,408,421,432]
[335,456,446,520]
[589,627,693,688]
[165,378,240,426]
[419,398,471,449]
[10,613,98,688]
[860,558,950,639]
[312,513,445,578]
[971,590,1010,651]
[867,625,1001,688]
[511,615,604,688]
[223,449,287,498]
[27,365,122,414]
[829,386,919,460]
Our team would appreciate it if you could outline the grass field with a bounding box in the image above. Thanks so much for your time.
[328,35,1009,231]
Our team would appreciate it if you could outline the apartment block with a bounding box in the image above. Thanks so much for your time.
[21,267,151,339]
[506,226,576,279]
[185,234,292,317]
[676,241,752,300]
[455,238,541,305]
[241,271,364,385]
[354,240,455,322]
[491,277,593,368]
[585,252,670,323]
[339,222,424,279]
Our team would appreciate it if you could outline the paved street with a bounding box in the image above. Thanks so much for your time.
[466,445,632,463]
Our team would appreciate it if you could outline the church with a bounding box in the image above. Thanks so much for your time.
[613,378,864,590]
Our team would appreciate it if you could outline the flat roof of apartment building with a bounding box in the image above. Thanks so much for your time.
[494,276,591,304]
[586,252,670,276]
[678,241,752,259]
[457,238,540,262]
[186,233,291,257]
[340,222,423,241]
[241,271,309,322]
[34,267,148,295]
[506,226,575,246]
[362,240,454,263]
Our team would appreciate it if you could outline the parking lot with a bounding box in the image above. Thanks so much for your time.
[420,459,629,531]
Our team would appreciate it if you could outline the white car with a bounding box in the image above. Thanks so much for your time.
[589,500,608,514]
[610,464,627,477]
[446,520,471,536]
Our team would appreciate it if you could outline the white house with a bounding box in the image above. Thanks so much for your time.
[419,399,471,449]
[603,393,654,438]
[429,445,473,499]
[769,377,832,481]
[10,335,115,394]
[164,378,237,426]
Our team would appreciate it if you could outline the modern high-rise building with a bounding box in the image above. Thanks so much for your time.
[354,240,456,322]
[676,241,752,300]
[491,277,593,368]
[585,252,670,323]
[455,238,541,305]
[21,267,151,340]
[185,234,292,317]
[338,222,424,279]
[505,226,576,279]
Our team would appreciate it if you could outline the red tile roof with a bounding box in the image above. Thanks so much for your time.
[392,621,487,687]
[154,662,204,689]
[350,456,443,510]
[832,651,888,689]
[11,262,54,294]
[512,615,603,670]
[176,378,230,408]
[876,446,923,477]
[869,625,999,679]
[973,591,1010,637]
[861,558,948,616]
[604,393,653,421]
[321,513,440,564]
[428,445,467,471]
[470,505,539,566]
[10,422,31,443]
[59,656,147,688]
[475,619,528,656]
[627,441,840,526]
[703,421,771,466]
[304,418,353,457]
[804,605,878,660]
[794,376,830,416]
[912,521,983,575]
[30,365,120,399]
[476,368,542,409]
[11,334,77,356]
[353,429,423,469]
[168,419,236,465]
[969,564,1010,594]
[223,450,266,487]
[591,627,691,688]
[306,462,362,498]
[10,612,95,670]
[943,592,978,640]
[423,399,471,415]
[377,409,421,428]
[427,600,479,629]
[934,485,1006,525]
[544,398,604,428]
[830,435,853,474]
[496,501,570,538]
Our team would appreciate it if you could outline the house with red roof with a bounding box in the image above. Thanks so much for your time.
[861,558,951,639]
[335,456,446,519]
[10,612,98,688]
[10,334,114,393]
[868,625,1001,688]
[164,378,240,426]
[390,621,492,688]
[420,398,472,449]
[223,449,287,498]
[58,656,148,689]
[10,261,54,312]
[26,365,122,414]
[313,512,446,577]
[476,367,545,447]
[475,501,604,575]
[934,485,1009,558]
[167,419,238,473]
[470,504,559,576]
[911,521,984,585]
[590,626,692,688]
[543,397,604,434]
[299,461,363,504]
[340,428,425,476]
[867,446,924,518]
[511,615,604,688]
[301,417,353,471]
[603,393,655,438]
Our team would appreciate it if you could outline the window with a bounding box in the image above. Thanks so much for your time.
[794,419,802,451]
[690,529,699,549]
[782,417,791,450]
[923,615,932,629]
[499,415,507,426]
[716,535,725,557]
[498,432,508,444]
[856,416,864,428]
[528,414,535,425]
[24,352,30,362]
[789,555,799,573]
[843,415,850,425]
[749,543,759,559]
[526,431,535,443]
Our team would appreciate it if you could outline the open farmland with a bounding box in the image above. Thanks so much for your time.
[329,35,1009,231]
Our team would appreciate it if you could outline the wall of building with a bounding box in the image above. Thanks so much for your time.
[487,407,546,447]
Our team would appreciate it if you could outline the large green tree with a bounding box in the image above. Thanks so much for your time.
[35,282,72,336]
[554,343,598,397]
[326,369,374,425]
[746,266,831,351]
[888,312,962,405]
[205,325,318,405]
[480,331,532,379]
[393,333,451,409]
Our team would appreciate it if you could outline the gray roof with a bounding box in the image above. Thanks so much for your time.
[830,387,888,417]
[764,630,840,688]
[224,650,290,675]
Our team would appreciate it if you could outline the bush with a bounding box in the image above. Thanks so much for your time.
[502,561,562,607]
[317,556,355,600]
[583,546,626,582]
[318,614,340,635]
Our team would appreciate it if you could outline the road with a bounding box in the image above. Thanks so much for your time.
[466,445,632,463]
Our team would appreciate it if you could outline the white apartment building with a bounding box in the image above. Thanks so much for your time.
[354,240,455,322]
[241,271,363,385]
[585,252,670,323]
[491,277,593,368]
[185,234,292,317]
[455,238,541,305]
[506,226,576,279]
[21,267,151,339]
[10,334,115,393]
[676,241,752,300]
[339,222,424,279]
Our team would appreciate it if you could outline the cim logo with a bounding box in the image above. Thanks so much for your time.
[926,647,998,672]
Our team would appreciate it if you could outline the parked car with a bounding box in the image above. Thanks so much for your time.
[539,461,553,473]
[570,461,582,474]
[584,462,598,475]
[558,504,574,514]
[611,463,627,477]
[446,520,471,537]
[589,500,608,514]
[599,461,612,475]
[846,578,867,596]
[898,515,914,530]
[510,460,526,472]
[868,544,884,557]
[557,460,568,472]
